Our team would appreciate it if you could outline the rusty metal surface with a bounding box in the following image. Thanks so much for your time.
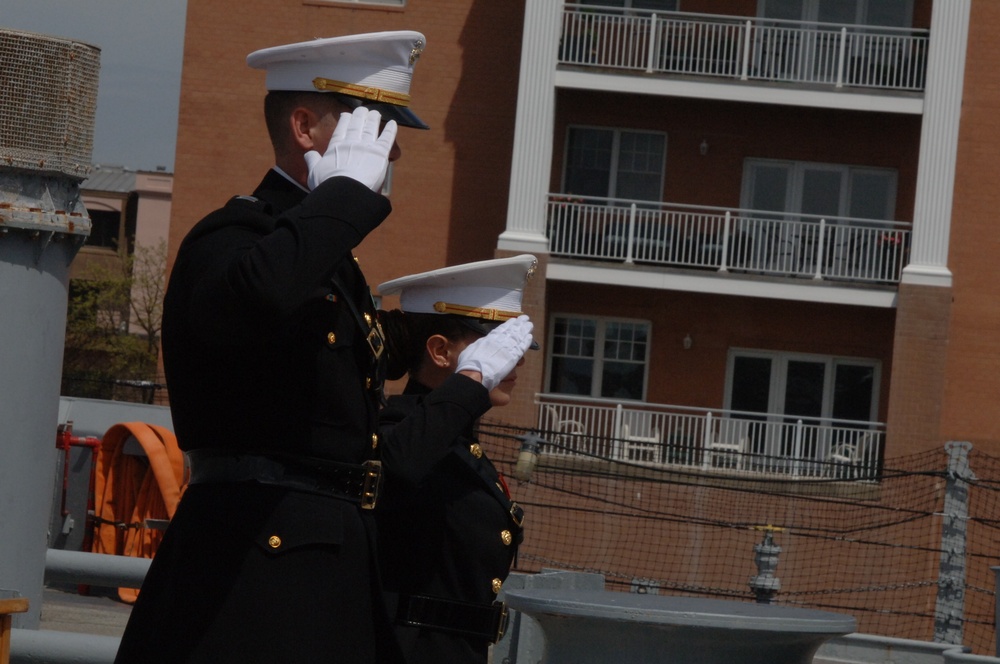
[0,28,100,179]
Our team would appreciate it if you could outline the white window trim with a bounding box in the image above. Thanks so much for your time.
[757,0,914,29]
[723,348,881,423]
[740,158,898,223]
[562,125,668,203]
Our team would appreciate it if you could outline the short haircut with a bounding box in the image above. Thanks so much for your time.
[378,310,478,381]
[263,91,345,150]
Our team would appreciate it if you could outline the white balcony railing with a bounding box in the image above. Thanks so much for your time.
[537,395,883,480]
[560,5,928,92]
[547,195,911,284]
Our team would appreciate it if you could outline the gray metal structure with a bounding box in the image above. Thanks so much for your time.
[504,588,856,664]
[936,441,974,645]
[0,28,100,628]
[50,397,174,553]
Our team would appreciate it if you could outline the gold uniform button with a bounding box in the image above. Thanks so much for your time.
[500,530,513,546]
[371,433,379,450]
[326,332,337,345]
[491,578,503,594]
[469,443,483,459]
[366,376,372,389]
[364,312,372,326]
[268,535,282,549]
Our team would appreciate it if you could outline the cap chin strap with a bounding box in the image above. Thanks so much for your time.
[312,77,411,106]
[433,301,521,321]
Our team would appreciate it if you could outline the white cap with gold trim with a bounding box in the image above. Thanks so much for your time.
[377,255,538,346]
[246,30,428,129]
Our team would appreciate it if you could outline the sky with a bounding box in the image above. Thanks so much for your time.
[1,0,188,172]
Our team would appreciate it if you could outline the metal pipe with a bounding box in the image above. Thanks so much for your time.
[10,629,119,664]
[44,550,150,590]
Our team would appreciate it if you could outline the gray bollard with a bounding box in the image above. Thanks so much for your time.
[10,629,120,664]
[0,28,100,628]
[505,588,856,664]
[494,569,605,664]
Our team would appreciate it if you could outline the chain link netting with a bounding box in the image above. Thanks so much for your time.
[478,420,1000,656]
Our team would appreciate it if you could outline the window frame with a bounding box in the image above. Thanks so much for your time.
[546,313,653,401]
[723,347,881,424]
[740,158,898,223]
[757,0,914,28]
[561,124,668,204]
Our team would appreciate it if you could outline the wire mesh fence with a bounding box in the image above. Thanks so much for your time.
[477,419,1000,656]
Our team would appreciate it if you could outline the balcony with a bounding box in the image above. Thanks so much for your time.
[537,395,883,481]
[560,4,928,92]
[547,195,911,285]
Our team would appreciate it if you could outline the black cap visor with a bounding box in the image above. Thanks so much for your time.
[331,93,429,130]
[458,318,540,351]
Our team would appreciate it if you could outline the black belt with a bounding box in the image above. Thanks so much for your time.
[396,594,508,644]
[186,450,382,509]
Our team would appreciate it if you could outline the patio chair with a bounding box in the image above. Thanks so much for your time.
[542,405,586,452]
[620,423,661,463]
[703,434,747,470]
[827,432,874,479]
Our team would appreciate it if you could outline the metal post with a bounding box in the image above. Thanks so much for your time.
[749,526,783,604]
[719,211,731,273]
[646,14,658,73]
[613,404,624,460]
[625,203,637,264]
[740,21,752,80]
[813,219,827,280]
[934,441,973,645]
[0,28,99,629]
[836,27,847,88]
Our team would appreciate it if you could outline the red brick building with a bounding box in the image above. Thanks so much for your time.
[171,0,997,479]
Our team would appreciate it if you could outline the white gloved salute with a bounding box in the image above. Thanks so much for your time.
[304,106,398,192]
[456,316,534,392]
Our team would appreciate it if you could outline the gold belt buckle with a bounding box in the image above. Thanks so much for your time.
[492,601,509,643]
[361,460,382,510]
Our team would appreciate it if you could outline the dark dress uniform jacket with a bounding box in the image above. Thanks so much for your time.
[377,376,525,664]
[115,171,400,664]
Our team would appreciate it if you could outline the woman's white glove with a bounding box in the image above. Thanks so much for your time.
[304,106,397,192]
[456,316,534,392]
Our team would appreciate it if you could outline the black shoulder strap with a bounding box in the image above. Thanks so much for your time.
[329,266,387,403]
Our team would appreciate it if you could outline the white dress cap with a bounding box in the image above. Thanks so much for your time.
[378,255,538,321]
[246,31,428,128]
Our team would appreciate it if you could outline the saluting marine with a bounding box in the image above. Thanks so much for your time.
[375,255,537,664]
[114,31,428,664]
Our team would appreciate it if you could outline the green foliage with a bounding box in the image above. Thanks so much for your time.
[62,239,167,402]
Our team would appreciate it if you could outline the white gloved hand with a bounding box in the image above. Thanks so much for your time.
[304,106,397,192]
[456,316,534,392]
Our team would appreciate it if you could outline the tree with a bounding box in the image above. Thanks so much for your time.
[62,239,167,403]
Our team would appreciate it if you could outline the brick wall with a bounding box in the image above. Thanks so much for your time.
[935,0,1000,450]
[172,0,525,287]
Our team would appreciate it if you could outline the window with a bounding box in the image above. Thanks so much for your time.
[759,0,913,28]
[548,315,650,400]
[580,0,678,9]
[85,209,122,249]
[309,0,403,5]
[563,127,666,202]
[742,159,897,222]
[726,349,879,424]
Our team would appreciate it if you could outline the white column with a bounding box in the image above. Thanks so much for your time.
[498,0,561,253]
[904,0,971,287]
